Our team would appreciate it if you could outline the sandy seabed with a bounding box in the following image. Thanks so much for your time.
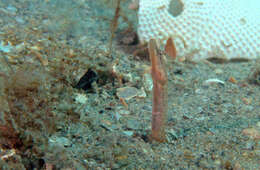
[0,0,259,169]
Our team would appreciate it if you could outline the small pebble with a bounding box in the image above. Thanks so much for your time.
[143,73,153,92]
[242,128,260,139]
[49,136,72,147]
[256,121,260,128]
[215,68,223,74]
[115,112,122,121]
[137,87,146,98]
[126,118,141,130]
[167,129,178,140]
[116,86,139,100]
[118,109,130,115]
[0,41,13,53]
[6,6,17,15]
[123,131,134,137]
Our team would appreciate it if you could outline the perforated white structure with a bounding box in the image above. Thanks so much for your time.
[137,0,260,60]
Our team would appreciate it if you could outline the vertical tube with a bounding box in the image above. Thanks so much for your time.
[148,39,168,142]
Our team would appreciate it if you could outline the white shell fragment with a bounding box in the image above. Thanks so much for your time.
[74,93,88,104]
[138,0,260,61]
[203,78,225,86]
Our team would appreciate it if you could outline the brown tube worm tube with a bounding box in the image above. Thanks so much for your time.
[148,39,168,142]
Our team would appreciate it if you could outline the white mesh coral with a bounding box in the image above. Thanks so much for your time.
[137,0,260,61]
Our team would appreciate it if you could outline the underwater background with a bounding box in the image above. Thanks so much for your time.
[0,0,259,169]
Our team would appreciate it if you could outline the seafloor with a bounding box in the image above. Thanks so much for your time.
[0,0,259,169]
